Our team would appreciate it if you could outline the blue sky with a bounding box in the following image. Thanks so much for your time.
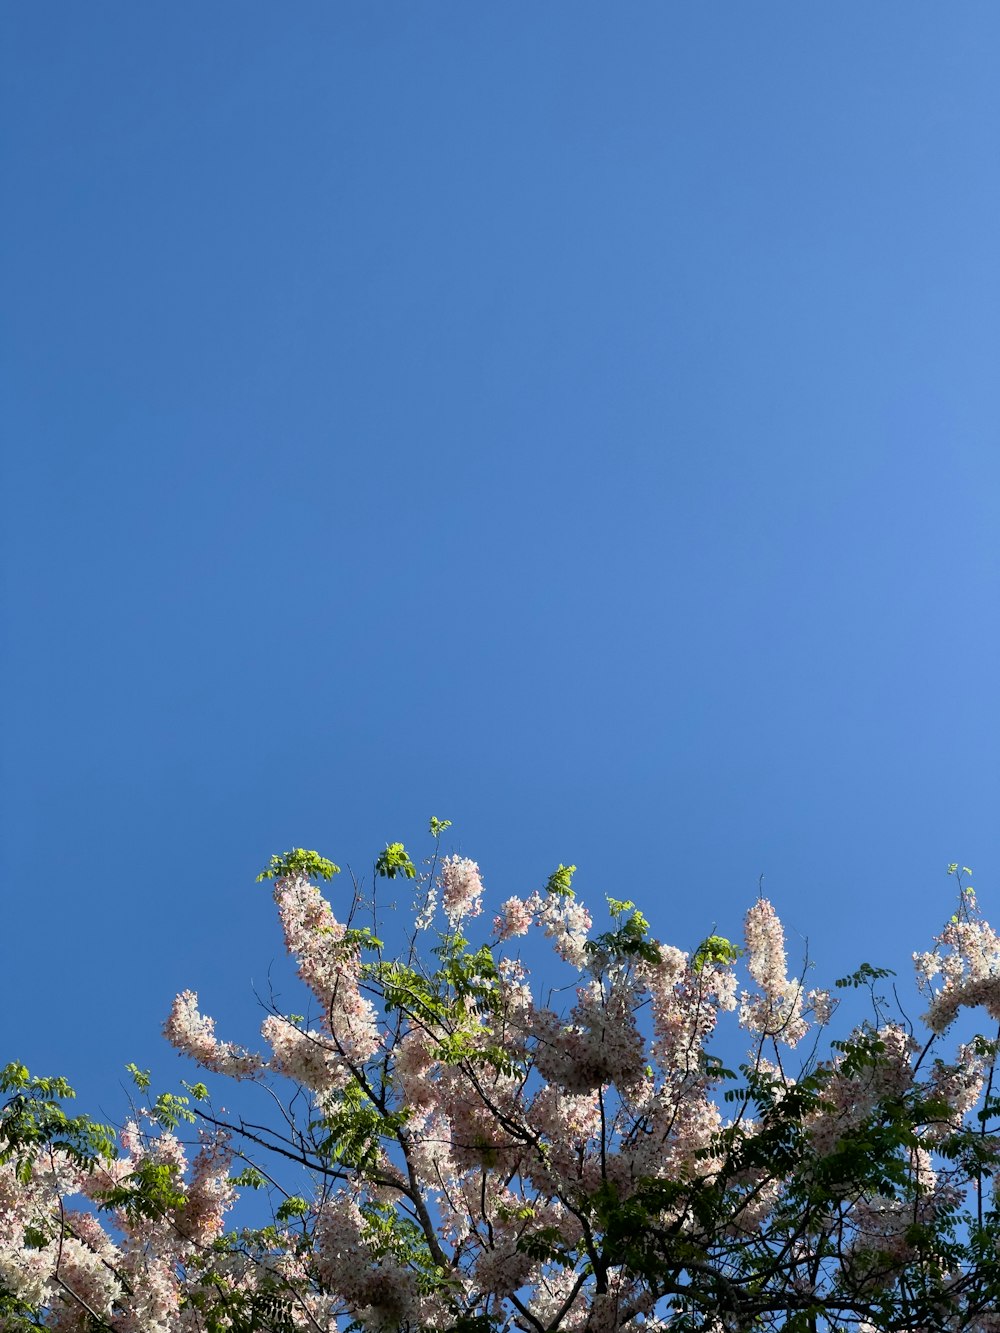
[2,4,998,1108]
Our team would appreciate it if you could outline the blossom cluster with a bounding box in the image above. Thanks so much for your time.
[0,1115,239,1333]
[5,844,1000,1333]
[915,904,1000,1032]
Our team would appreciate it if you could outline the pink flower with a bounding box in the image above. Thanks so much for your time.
[272,874,381,1061]
[163,990,263,1077]
[262,1015,348,1095]
[440,856,485,928]
[740,900,808,1047]
[494,895,534,939]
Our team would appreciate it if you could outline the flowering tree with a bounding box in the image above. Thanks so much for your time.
[3,829,1000,1333]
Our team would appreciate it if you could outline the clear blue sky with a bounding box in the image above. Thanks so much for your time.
[2,4,998,1106]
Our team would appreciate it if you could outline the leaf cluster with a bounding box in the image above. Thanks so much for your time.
[0,1063,114,1177]
[256,849,340,883]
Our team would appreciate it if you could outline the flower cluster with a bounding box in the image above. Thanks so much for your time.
[0,1105,241,1333]
[492,889,592,966]
[10,839,1000,1333]
[916,909,1000,1032]
[163,989,263,1077]
[740,898,808,1046]
[440,854,485,928]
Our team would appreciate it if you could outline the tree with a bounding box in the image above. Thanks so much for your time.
[2,833,1000,1333]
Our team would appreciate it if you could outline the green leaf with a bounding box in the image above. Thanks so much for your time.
[693,934,741,973]
[545,864,577,897]
[834,962,896,990]
[0,1064,30,1093]
[586,904,659,965]
[231,1166,267,1189]
[375,842,416,880]
[275,1196,309,1223]
[341,926,384,952]
[149,1092,195,1130]
[98,1160,186,1222]
[0,1064,115,1172]
[256,849,340,883]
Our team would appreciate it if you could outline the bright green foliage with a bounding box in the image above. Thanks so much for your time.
[375,842,417,879]
[315,1084,412,1172]
[0,1287,48,1333]
[692,933,742,973]
[256,848,341,883]
[125,1062,151,1091]
[274,1195,309,1223]
[149,1090,197,1130]
[341,926,384,953]
[435,941,501,1012]
[98,1159,186,1223]
[230,1165,267,1189]
[585,896,661,964]
[544,863,577,896]
[0,1062,114,1176]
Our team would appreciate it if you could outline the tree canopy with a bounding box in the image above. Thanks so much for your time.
[3,831,1000,1333]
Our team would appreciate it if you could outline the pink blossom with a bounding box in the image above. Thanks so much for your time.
[272,874,381,1062]
[315,1193,420,1329]
[920,915,1000,1032]
[163,990,263,1077]
[536,893,592,967]
[807,987,836,1026]
[174,1132,235,1246]
[18,839,1000,1333]
[440,855,485,928]
[473,1238,534,1297]
[740,900,808,1046]
[494,895,534,939]
[261,1014,348,1096]
[532,977,645,1095]
[393,1026,439,1109]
